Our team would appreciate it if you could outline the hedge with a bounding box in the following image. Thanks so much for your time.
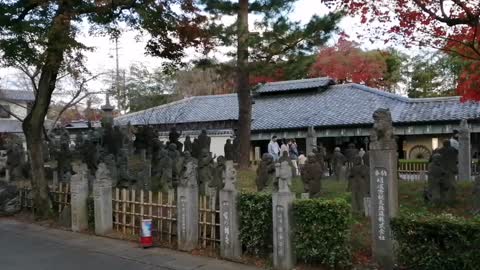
[238,192,272,256]
[391,214,480,270]
[293,198,352,268]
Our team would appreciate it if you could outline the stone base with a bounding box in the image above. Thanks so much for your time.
[93,185,113,236]
[177,186,199,251]
[219,189,241,261]
[272,192,295,270]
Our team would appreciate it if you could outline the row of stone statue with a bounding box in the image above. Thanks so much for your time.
[256,145,370,214]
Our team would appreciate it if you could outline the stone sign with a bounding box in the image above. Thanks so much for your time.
[177,160,199,251]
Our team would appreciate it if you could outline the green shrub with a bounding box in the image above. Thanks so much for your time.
[391,214,480,270]
[238,192,272,256]
[293,198,352,268]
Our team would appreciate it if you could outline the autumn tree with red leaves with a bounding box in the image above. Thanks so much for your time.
[323,0,480,100]
[309,39,404,90]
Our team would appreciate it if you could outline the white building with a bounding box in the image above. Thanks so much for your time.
[0,89,34,135]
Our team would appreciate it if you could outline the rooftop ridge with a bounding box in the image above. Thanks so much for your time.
[262,76,332,86]
[341,83,410,102]
[115,96,195,121]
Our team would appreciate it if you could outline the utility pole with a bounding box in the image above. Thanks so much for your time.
[115,37,121,111]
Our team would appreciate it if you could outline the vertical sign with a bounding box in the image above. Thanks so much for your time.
[374,167,388,241]
[276,205,285,257]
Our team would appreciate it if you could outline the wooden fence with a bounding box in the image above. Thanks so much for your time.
[113,188,177,246]
[199,194,221,249]
[18,182,71,215]
[398,160,428,181]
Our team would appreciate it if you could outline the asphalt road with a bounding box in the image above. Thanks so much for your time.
[0,218,257,270]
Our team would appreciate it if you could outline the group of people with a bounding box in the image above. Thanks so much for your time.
[267,136,300,173]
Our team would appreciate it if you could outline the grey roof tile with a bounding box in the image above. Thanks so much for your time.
[256,77,334,93]
[114,82,480,130]
[0,89,35,102]
[0,120,23,133]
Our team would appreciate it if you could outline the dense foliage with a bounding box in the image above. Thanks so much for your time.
[238,192,272,256]
[391,214,480,270]
[293,198,352,268]
[323,0,480,100]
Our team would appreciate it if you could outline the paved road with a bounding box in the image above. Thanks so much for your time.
[0,218,258,270]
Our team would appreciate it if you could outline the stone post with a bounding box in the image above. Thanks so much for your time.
[306,126,316,155]
[4,168,9,183]
[177,160,199,251]
[369,109,398,269]
[220,161,241,260]
[273,161,295,270]
[458,119,471,181]
[93,163,113,236]
[71,162,89,232]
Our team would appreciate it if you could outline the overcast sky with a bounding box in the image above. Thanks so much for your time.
[0,1,409,98]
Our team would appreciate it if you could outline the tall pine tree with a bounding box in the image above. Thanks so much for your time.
[200,0,341,168]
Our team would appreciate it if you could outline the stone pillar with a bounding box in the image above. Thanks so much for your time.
[220,161,241,260]
[71,163,89,232]
[177,160,199,251]
[273,161,295,270]
[458,119,471,181]
[369,109,398,269]
[93,163,113,236]
[306,126,316,155]
[4,168,9,183]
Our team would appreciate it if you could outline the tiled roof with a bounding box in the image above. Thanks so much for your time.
[256,77,334,94]
[0,89,35,102]
[115,94,239,126]
[114,82,480,130]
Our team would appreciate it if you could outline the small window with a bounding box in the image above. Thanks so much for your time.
[0,105,11,118]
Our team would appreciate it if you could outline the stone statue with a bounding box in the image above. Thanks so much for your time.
[222,160,236,191]
[331,147,346,181]
[198,129,211,152]
[275,161,292,192]
[211,156,226,191]
[103,154,118,187]
[192,138,201,159]
[224,139,234,161]
[345,143,359,166]
[301,153,323,198]
[426,140,457,206]
[370,108,395,149]
[198,148,214,195]
[0,181,20,216]
[184,135,193,153]
[95,162,112,185]
[179,159,198,188]
[6,143,24,182]
[349,155,370,214]
[255,153,276,192]
[278,151,296,177]
[167,143,182,188]
[153,148,173,191]
[168,126,183,152]
[232,129,240,163]
[81,138,100,176]
[116,148,133,188]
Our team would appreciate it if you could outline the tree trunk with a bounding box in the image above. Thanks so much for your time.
[237,0,251,169]
[22,4,73,220]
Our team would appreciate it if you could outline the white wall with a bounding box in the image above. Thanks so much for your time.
[0,100,28,119]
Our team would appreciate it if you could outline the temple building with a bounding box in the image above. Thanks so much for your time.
[114,77,480,160]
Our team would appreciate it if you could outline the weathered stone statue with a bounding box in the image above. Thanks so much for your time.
[370,108,395,148]
[116,148,133,188]
[349,155,370,214]
[183,135,193,153]
[275,160,292,192]
[167,143,182,188]
[168,126,183,152]
[0,181,20,216]
[331,147,346,181]
[198,129,211,152]
[255,153,276,192]
[198,149,214,195]
[103,154,118,187]
[222,159,236,191]
[192,138,201,159]
[278,151,296,177]
[211,156,226,191]
[345,143,359,167]
[232,129,240,163]
[301,153,323,198]
[81,138,100,176]
[426,140,457,206]
[6,143,25,182]
[179,159,198,188]
[224,139,234,161]
[152,148,173,191]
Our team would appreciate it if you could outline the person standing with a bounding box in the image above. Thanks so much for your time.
[289,139,299,175]
[297,151,307,175]
[268,136,280,161]
[280,138,289,157]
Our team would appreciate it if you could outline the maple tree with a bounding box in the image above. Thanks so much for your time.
[309,39,404,90]
[323,0,480,100]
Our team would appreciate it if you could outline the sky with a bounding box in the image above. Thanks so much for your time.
[0,1,409,100]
